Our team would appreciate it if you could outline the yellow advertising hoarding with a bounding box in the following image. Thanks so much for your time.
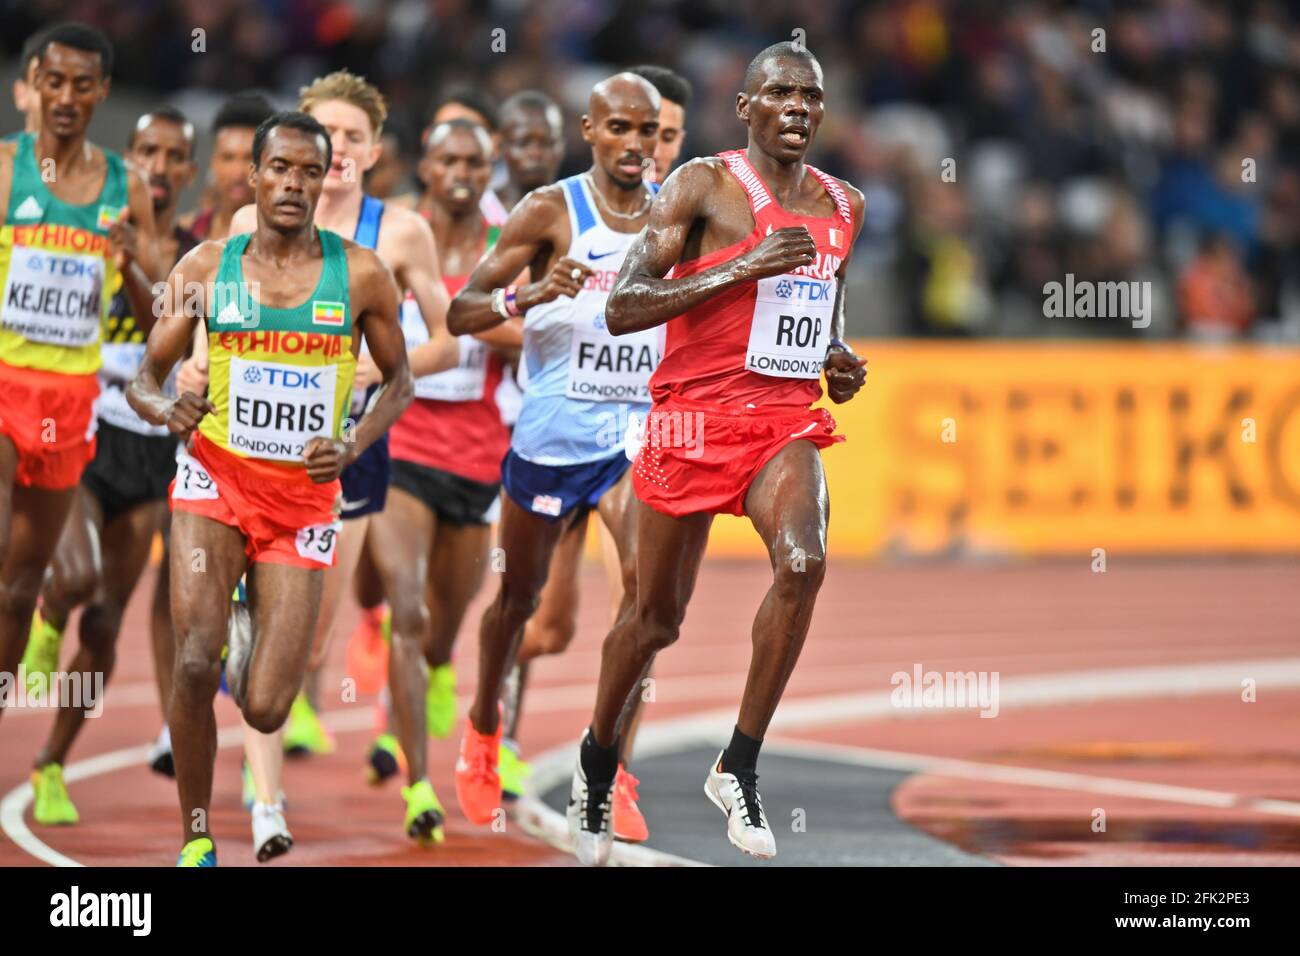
[696,341,1300,557]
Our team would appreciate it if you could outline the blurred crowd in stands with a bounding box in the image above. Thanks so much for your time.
[5,0,1298,340]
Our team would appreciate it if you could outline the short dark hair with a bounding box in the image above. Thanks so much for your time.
[429,83,499,132]
[743,41,819,94]
[20,27,52,72]
[35,22,114,77]
[252,110,332,170]
[628,65,692,109]
[213,91,276,136]
[426,117,493,154]
[499,90,563,134]
[128,106,196,157]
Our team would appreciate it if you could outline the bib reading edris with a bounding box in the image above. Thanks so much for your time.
[200,229,357,466]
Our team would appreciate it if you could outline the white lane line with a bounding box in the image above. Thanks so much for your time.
[513,657,1300,864]
[7,656,1300,866]
[759,737,1300,814]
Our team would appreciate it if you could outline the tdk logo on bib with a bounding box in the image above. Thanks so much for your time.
[228,357,338,461]
[243,365,324,389]
[777,277,832,301]
[25,252,102,279]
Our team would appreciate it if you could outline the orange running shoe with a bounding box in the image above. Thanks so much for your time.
[612,764,649,843]
[454,710,503,825]
[346,605,390,694]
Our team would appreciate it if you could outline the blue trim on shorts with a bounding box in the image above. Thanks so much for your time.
[500,448,629,523]
[339,434,390,520]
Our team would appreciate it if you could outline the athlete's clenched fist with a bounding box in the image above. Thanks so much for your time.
[166,392,216,438]
[823,347,867,404]
[302,437,353,484]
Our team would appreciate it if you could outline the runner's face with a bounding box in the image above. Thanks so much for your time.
[428,127,492,215]
[500,108,564,192]
[36,43,108,139]
[309,99,381,194]
[211,126,257,211]
[584,94,658,190]
[129,118,196,215]
[741,57,824,163]
[651,98,685,183]
[254,127,329,233]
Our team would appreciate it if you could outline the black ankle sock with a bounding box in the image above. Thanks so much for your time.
[580,728,619,784]
[721,726,762,775]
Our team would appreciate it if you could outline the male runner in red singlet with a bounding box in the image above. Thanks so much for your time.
[566,42,867,865]
[363,119,520,838]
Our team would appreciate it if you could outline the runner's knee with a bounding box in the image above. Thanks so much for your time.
[172,637,222,697]
[388,591,429,646]
[242,688,294,734]
[524,616,576,658]
[632,603,683,655]
[772,546,826,599]
[47,559,98,614]
[0,568,45,620]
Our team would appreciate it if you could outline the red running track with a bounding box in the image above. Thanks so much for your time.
[1,557,1298,866]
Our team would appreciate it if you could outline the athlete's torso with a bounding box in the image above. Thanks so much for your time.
[199,228,357,468]
[98,224,199,436]
[650,149,854,408]
[0,132,127,375]
[512,174,660,466]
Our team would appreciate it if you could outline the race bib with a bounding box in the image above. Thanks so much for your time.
[173,448,219,501]
[565,311,659,402]
[295,519,342,565]
[228,356,337,462]
[97,341,175,435]
[400,296,487,402]
[1,246,103,347]
[745,273,836,379]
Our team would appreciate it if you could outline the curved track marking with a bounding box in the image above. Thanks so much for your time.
[514,657,1300,863]
[7,657,1300,866]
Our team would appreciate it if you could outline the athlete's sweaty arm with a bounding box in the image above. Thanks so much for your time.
[447,187,592,336]
[127,241,221,435]
[113,169,165,332]
[373,207,456,381]
[302,246,412,484]
[605,159,816,334]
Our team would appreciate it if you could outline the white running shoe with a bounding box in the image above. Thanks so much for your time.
[147,726,174,777]
[251,800,293,862]
[226,601,253,711]
[704,750,776,859]
[566,761,614,866]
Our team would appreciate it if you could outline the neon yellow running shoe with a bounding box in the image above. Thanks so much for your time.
[283,693,335,756]
[176,837,217,867]
[31,764,78,825]
[401,779,446,846]
[499,741,532,802]
[20,610,64,692]
[365,733,406,786]
[426,663,457,739]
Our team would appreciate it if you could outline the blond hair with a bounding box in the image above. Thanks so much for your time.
[299,70,388,138]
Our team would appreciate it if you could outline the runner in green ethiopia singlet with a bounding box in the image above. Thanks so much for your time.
[0,131,127,376]
[201,228,358,465]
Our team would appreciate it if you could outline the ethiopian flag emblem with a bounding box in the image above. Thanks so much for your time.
[312,300,346,327]
[97,204,123,231]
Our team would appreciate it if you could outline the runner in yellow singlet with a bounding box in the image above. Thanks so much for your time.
[0,23,161,729]
[127,110,413,867]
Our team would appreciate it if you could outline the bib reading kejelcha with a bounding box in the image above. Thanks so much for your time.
[0,133,127,375]
[200,229,356,465]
